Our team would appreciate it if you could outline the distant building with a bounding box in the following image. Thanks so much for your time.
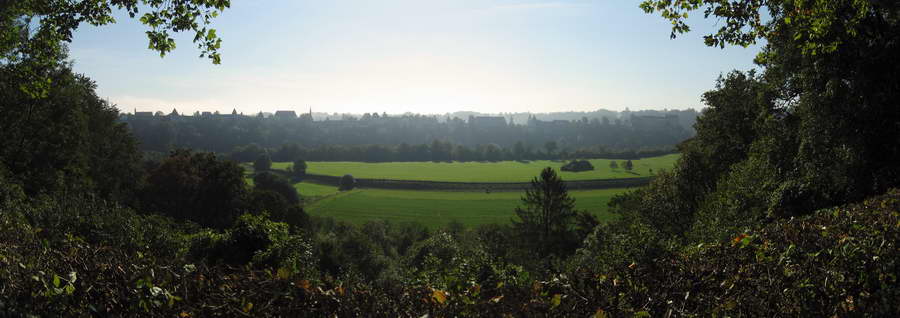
[274,110,297,119]
[299,107,314,121]
[222,108,240,119]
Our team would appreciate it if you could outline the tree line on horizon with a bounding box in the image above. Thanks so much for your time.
[227,139,675,164]
[124,109,694,156]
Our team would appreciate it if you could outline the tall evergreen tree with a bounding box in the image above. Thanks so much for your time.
[512,167,577,258]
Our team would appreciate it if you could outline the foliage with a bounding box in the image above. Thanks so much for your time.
[253,152,272,172]
[253,172,300,204]
[639,0,886,56]
[638,0,900,221]
[0,64,143,202]
[142,149,248,229]
[247,188,309,229]
[126,112,689,158]
[339,174,356,191]
[1,0,229,100]
[560,160,594,172]
[188,213,313,273]
[512,167,579,261]
[623,160,633,171]
[230,143,265,163]
[544,141,558,155]
[3,184,896,316]
[290,159,308,180]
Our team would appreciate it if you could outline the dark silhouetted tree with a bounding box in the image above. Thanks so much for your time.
[290,159,307,180]
[253,172,300,205]
[254,153,272,172]
[142,149,248,229]
[512,167,577,258]
[544,141,558,157]
[339,174,356,191]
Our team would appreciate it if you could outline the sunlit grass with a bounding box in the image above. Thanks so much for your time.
[305,187,627,229]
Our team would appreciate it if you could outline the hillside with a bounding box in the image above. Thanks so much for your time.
[1,186,895,316]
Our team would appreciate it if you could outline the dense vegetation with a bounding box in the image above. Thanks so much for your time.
[126,111,692,158]
[2,0,899,316]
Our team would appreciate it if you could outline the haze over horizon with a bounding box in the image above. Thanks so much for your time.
[70,0,760,115]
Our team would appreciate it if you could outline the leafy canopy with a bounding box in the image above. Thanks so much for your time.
[639,0,880,57]
[1,0,229,64]
[1,0,230,96]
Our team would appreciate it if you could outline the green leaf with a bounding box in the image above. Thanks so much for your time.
[276,267,291,280]
[52,275,61,288]
[550,294,562,309]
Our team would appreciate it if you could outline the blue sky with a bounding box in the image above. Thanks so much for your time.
[69,0,761,115]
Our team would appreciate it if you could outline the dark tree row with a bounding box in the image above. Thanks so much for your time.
[124,110,694,155]
[229,140,675,164]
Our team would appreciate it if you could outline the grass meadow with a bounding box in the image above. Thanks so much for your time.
[301,185,626,229]
[246,155,678,228]
[271,154,678,182]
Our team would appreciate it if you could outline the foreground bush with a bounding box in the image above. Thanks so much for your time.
[2,187,897,316]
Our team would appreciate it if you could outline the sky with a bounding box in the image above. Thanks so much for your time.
[69,0,761,115]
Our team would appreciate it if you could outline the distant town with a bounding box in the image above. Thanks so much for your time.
[122,107,697,130]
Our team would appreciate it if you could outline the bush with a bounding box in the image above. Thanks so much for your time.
[253,172,300,204]
[339,174,356,191]
[142,149,249,229]
[561,160,594,172]
[254,153,272,171]
[290,159,308,180]
[189,213,301,266]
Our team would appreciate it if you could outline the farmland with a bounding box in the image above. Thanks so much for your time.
[246,154,679,228]
[271,154,679,183]
[301,185,625,229]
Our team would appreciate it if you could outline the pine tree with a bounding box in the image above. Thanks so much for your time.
[512,167,577,258]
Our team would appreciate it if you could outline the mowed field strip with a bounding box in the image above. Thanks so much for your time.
[300,184,625,229]
[271,154,679,183]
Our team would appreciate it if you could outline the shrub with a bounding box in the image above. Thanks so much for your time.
[561,160,594,172]
[253,172,300,204]
[290,159,308,180]
[339,174,356,191]
[254,153,272,171]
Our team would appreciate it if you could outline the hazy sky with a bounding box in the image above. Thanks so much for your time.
[69,0,760,115]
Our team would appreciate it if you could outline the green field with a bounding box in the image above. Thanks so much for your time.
[304,186,626,229]
[295,182,340,197]
[252,155,676,228]
[272,154,678,182]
